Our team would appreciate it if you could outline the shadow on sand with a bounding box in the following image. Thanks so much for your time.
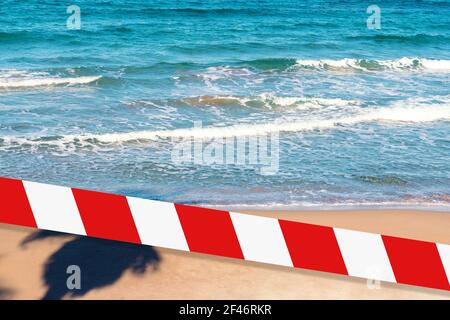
[0,255,13,299]
[0,288,11,299]
[0,284,13,300]
[22,231,161,300]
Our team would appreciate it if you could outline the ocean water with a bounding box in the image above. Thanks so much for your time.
[0,0,449,210]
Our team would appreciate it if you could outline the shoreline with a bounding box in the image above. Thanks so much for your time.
[0,209,449,299]
[209,204,450,212]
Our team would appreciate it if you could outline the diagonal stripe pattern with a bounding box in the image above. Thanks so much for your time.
[0,176,449,292]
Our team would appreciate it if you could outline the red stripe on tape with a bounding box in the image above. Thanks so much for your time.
[279,220,348,275]
[175,204,244,259]
[0,177,36,228]
[72,188,141,244]
[382,235,450,291]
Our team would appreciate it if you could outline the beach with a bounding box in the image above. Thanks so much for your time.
[1,209,449,300]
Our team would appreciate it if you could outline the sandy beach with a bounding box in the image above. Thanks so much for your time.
[0,209,449,300]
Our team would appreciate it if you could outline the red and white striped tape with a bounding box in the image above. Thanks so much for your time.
[0,176,449,292]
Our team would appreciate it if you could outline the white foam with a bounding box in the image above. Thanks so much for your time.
[258,93,360,108]
[295,58,367,71]
[294,57,450,72]
[420,59,450,71]
[2,97,449,147]
[361,103,450,122]
[197,66,253,82]
[180,94,360,109]
[0,75,101,89]
[59,102,450,143]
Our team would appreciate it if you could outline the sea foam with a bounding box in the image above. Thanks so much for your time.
[0,70,101,89]
[294,57,450,72]
[3,98,447,147]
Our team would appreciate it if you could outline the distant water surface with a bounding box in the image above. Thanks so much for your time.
[0,0,449,210]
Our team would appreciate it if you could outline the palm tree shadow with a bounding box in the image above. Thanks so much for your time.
[0,287,13,300]
[22,231,161,300]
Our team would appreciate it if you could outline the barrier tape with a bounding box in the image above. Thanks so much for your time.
[0,176,449,292]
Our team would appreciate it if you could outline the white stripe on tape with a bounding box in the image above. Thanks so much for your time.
[437,243,450,284]
[23,181,86,236]
[127,197,189,251]
[334,228,396,283]
[230,213,293,267]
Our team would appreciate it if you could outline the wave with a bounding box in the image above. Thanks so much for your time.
[138,57,450,74]
[72,104,450,142]
[293,57,450,72]
[242,58,298,71]
[7,57,443,89]
[188,57,450,77]
[0,74,101,89]
[136,94,361,109]
[3,100,448,148]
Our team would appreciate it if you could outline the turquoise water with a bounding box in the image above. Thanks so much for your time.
[1,0,449,209]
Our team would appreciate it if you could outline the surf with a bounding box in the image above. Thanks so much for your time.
[0,75,101,89]
[293,57,450,72]
[3,99,448,148]
[78,103,450,143]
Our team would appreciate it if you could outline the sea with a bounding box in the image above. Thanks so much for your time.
[1,0,449,210]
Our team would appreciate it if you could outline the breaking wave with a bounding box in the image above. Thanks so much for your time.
[66,104,450,142]
[0,70,101,89]
[2,98,449,148]
[0,76,101,89]
[293,57,450,72]
[127,95,361,110]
